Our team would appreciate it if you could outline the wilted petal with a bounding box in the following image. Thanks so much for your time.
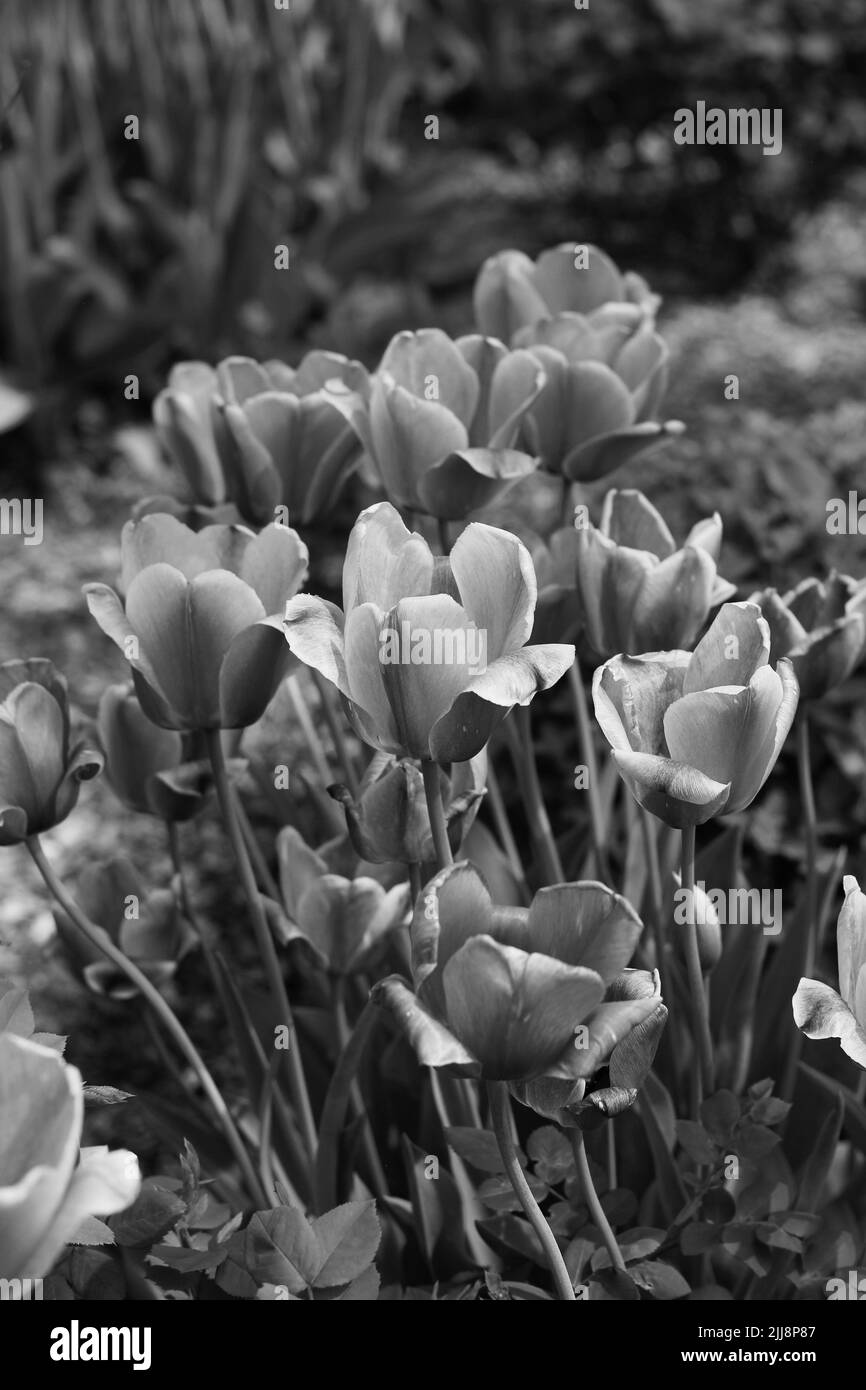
[792,978,866,1069]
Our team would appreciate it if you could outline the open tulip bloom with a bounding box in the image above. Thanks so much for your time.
[751,571,866,702]
[576,489,736,659]
[153,352,366,526]
[473,242,660,345]
[593,602,799,827]
[283,502,575,763]
[85,514,308,731]
[0,659,102,845]
[0,1032,140,1281]
[793,875,866,1069]
[374,861,660,1083]
[323,328,546,520]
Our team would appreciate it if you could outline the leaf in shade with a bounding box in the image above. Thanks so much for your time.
[476,1213,547,1267]
[636,1072,687,1222]
[526,1126,573,1184]
[373,976,481,1076]
[329,1266,381,1300]
[443,1125,512,1174]
[587,1268,640,1300]
[109,1183,186,1247]
[628,1259,690,1300]
[402,1136,473,1278]
[66,1248,125,1301]
[83,1085,134,1107]
[310,1201,381,1288]
[676,1120,718,1166]
[0,984,34,1036]
[68,1216,115,1246]
[699,1090,740,1144]
[149,1242,229,1274]
[477,1174,550,1213]
[794,1082,844,1213]
[734,1122,781,1162]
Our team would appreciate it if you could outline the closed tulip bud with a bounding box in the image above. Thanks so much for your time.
[325,329,543,520]
[53,859,195,999]
[593,602,799,827]
[671,872,723,973]
[374,861,656,1083]
[576,489,736,660]
[0,1031,140,1279]
[331,751,485,864]
[473,243,660,344]
[0,659,102,845]
[284,502,574,764]
[751,572,866,702]
[275,826,409,975]
[85,514,308,731]
[793,874,866,1069]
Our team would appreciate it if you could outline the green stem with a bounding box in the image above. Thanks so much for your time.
[569,659,612,883]
[570,1127,626,1274]
[681,825,714,1108]
[510,706,563,885]
[487,1081,575,1300]
[27,835,265,1207]
[333,977,388,1199]
[422,759,453,869]
[485,759,530,902]
[436,517,451,554]
[312,667,359,797]
[316,997,380,1212]
[206,728,318,1162]
[782,714,820,1101]
[232,790,281,902]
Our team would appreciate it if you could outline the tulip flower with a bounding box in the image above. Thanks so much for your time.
[374,861,658,1082]
[511,968,668,1126]
[283,502,574,764]
[473,242,660,344]
[275,826,409,975]
[331,750,486,864]
[0,659,102,846]
[513,311,681,482]
[152,352,365,526]
[85,514,308,731]
[751,572,866,702]
[793,874,866,1069]
[98,684,209,821]
[576,489,736,660]
[528,526,583,645]
[593,602,799,827]
[325,329,544,520]
[53,859,196,999]
[0,1032,140,1281]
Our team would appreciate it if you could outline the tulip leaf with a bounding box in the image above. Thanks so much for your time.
[402,1135,474,1278]
[83,1085,134,1107]
[526,1125,574,1184]
[676,1120,718,1166]
[475,1213,547,1268]
[628,1259,690,1300]
[443,1125,511,1174]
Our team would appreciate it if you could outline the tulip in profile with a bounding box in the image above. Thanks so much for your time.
[152,353,366,526]
[593,602,799,827]
[0,1031,140,1280]
[576,489,736,660]
[283,502,574,763]
[85,514,308,731]
[0,660,102,845]
[374,861,658,1082]
[751,572,866,702]
[325,329,544,520]
[793,875,866,1068]
[331,750,486,864]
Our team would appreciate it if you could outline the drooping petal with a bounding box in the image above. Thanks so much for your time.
[283,595,349,698]
[611,748,730,826]
[372,975,482,1077]
[792,978,866,1070]
[428,644,574,764]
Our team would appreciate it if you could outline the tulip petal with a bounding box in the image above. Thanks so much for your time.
[443,937,607,1080]
[276,826,331,923]
[449,522,537,659]
[473,250,550,341]
[418,448,537,521]
[216,356,273,404]
[221,401,284,523]
[600,489,675,558]
[119,514,252,589]
[592,654,691,757]
[238,523,309,614]
[562,421,678,483]
[491,882,642,983]
[575,529,649,658]
[283,594,350,699]
[371,381,469,510]
[563,361,635,447]
[631,546,717,650]
[613,322,666,392]
[428,644,574,764]
[379,329,480,429]
[611,748,730,826]
[487,350,548,448]
[412,861,493,1015]
[379,595,484,758]
[372,975,482,1077]
[51,740,104,828]
[0,805,29,845]
[683,601,769,694]
[26,1145,141,1281]
[84,582,170,706]
[792,978,866,1069]
[344,603,402,753]
[343,502,435,617]
[837,875,866,1022]
[219,618,294,729]
[532,244,623,316]
[153,365,226,506]
[664,665,783,809]
[548,995,662,1081]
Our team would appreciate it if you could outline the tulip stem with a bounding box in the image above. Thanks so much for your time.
[781,714,819,1101]
[437,518,451,554]
[680,825,714,1107]
[487,1081,575,1299]
[311,667,360,797]
[316,996,380,1212]
[510,706,564,886]
[26,835,266,1208]
[485,760,530,902]
[570,1127,627,1274]
[569,660,612,883]
[422,759,454,869]
[206,728,319,1163]
[333,976,389,1199]
[232,790,282,902]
